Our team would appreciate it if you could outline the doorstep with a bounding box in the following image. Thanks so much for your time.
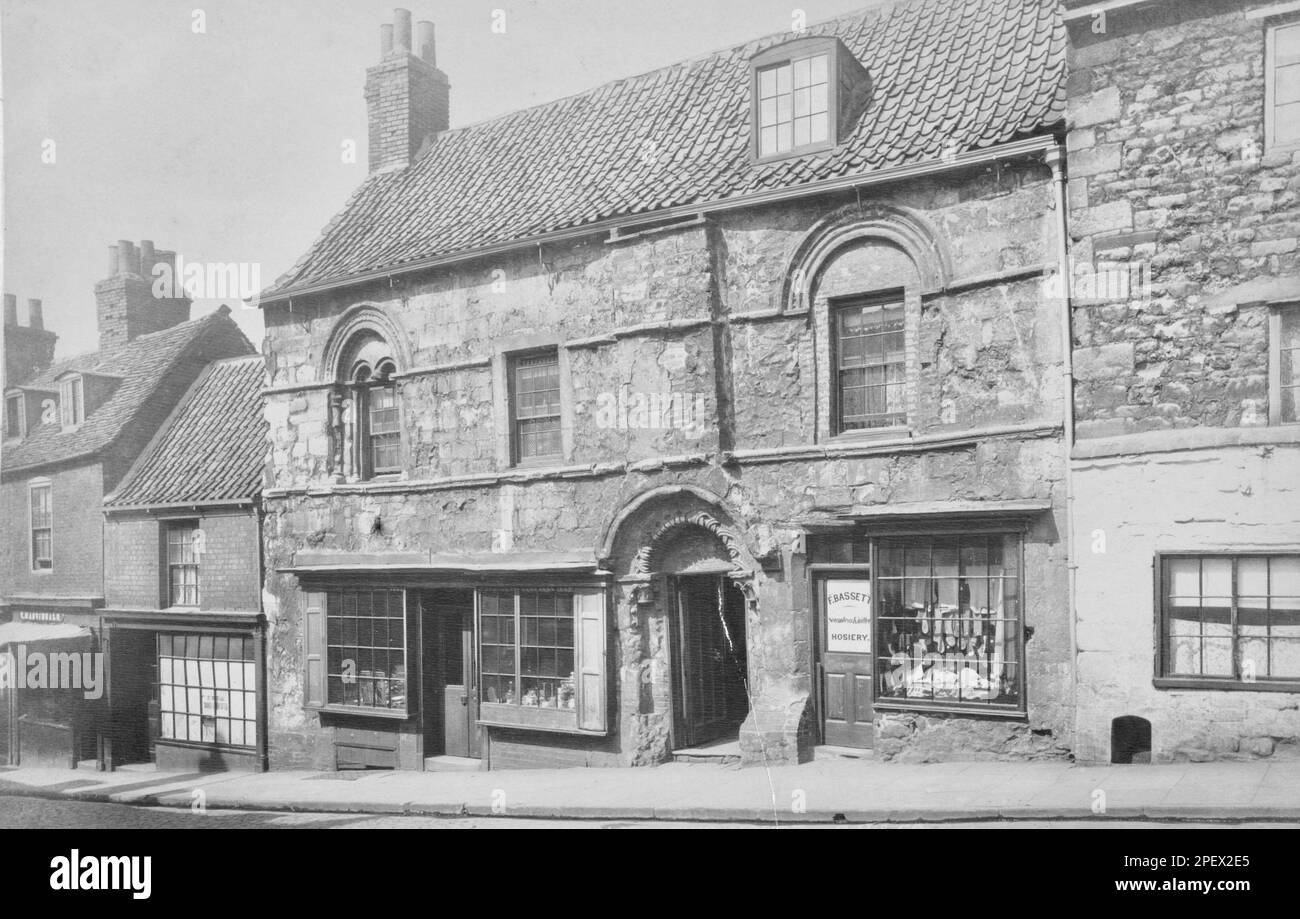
[423,755,482,773]
[672,737,742,765]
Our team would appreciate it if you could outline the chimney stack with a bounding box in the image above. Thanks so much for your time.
[416,21,436,65]
[364,8,450,173]
[393,8,412,54]
[95,237,191,350]
[2,293,58,388]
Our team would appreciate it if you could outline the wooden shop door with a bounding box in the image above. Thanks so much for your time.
[421,590,480,759]
[818,576,874,749]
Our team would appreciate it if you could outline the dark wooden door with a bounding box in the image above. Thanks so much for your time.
[674,575,748,748]
[819,576,874,749]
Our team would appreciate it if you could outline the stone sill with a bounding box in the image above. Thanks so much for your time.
[1153,678,1300,694]
[1072,425,1300,461]
[873,703,1028,720]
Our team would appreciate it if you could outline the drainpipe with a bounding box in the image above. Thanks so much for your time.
[1046,143,1079,750]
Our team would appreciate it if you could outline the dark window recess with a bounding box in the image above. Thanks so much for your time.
[4,394,22,438]
[807,534,870,565]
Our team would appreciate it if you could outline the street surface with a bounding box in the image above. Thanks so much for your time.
[1,790,1295,829]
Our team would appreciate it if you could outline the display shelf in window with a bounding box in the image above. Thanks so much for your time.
[321,588,411,717]
[477,586,606,734]
[873,534,1025,712]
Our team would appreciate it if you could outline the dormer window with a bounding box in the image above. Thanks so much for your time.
[4,392,23,439]
[750,37,872,163]
[59,376,84,430]
[758,52,830,157]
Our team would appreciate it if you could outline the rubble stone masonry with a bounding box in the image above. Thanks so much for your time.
[1066,0,1300,763]
[261,162,1075,769]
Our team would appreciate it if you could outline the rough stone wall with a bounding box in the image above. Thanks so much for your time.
[261,163,1073,767]
[1073,444,1300,762]
[1066,0,1300,438]
[1065,0,1300,763]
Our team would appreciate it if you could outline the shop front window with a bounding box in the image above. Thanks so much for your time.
[157,634,258,748]
[476,586,607,733]
[480,589,576,710]
[326,588,408,711]
[875,535,1023,708]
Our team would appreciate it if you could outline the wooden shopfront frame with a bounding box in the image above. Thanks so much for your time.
[807,517,1034,746]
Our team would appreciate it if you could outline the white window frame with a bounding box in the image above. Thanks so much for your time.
[1265,18,1300,154]
[59,375,85,430]
[4,392,24,440]
[29,479,53,573]
[1270,301,1300,425]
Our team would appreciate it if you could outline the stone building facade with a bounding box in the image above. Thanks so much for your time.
[1064,0,1300,762]
[259,1,1077,770]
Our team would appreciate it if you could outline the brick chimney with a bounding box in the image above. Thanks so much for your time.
[94,239,191,351]
[2,294,59,388]
[364,9,449,173]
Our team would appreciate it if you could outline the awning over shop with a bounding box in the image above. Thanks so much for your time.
[794,498,1054,530]
[282,549,606,575]
[0,621,92,648]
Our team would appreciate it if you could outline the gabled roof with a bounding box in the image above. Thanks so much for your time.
[266,0,1066,299]
[105,355,268,508]
[1,308,253,476]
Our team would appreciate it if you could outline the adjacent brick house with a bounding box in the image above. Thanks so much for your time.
[1063,0,1300,762]
[101,355,270,772]
[259,1,1077,770]
[0,242,253,766]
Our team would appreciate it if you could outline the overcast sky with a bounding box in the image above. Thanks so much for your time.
[2,0,873,359]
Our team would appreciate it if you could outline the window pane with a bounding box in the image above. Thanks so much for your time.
[1277,22,1300,67]
[1277,62,1300,106]
[810,53,828,85]
[1276,101,1300,144]
[793,56,810,89]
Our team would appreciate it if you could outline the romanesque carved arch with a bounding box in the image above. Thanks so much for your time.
[319,303,413,381]
[782,203,953,313]
[631,511,746,576]
[596,484,765,576]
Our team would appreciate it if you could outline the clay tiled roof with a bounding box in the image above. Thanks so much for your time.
[105,355,268,508]
[1,308,252,476]
[267,0,1067,298]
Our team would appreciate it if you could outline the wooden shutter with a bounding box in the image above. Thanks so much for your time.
[303,590,327,709]
[574,588,607,733]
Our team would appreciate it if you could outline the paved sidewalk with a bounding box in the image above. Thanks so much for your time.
[2,759,1298,823]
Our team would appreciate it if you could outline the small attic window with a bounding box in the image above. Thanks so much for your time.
[59,375,84,430]
[4,392,24,440]
[750,36,872,163]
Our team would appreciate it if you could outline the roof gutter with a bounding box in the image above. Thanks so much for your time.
[260,134,1058,308]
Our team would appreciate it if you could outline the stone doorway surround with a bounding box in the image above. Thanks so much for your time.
[596,484,810,767]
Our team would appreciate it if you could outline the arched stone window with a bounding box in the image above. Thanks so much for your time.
[322,307,410,482]
[783,205,951,442]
